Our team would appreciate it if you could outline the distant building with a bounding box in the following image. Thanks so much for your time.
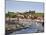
[29,10,35,14]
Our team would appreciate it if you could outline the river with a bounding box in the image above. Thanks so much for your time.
[7,21,44,35]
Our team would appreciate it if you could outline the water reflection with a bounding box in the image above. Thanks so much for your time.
[9,22,44,35]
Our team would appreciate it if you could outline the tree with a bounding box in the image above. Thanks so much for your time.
[5,11,14,18]
[12,15,17,18]
[8,12,14,18]
[5,13,9,17]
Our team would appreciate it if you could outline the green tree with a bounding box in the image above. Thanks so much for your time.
[12,15,17,18]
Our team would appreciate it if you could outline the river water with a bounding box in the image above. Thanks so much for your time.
[9,21,44,35]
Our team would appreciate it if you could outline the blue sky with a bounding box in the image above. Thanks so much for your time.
[6,0,44,13]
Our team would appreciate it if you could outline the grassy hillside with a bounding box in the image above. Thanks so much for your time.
[31,13,44,17]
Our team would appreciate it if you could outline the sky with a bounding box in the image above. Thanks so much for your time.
[6,0,44,13]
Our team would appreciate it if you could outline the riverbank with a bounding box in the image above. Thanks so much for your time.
[5,22,44,35]
[5,19,44,35]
